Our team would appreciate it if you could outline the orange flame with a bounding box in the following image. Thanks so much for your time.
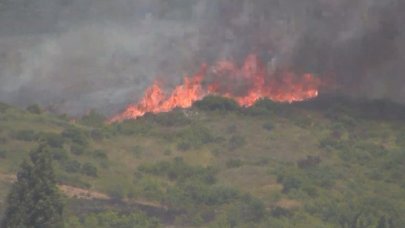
[110,54,321,122]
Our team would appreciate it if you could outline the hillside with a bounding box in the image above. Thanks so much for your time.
[0,96,404,227]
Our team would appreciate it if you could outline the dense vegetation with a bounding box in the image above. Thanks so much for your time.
[0,96,404,227]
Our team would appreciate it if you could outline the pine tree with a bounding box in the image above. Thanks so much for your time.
[1,144,64,228]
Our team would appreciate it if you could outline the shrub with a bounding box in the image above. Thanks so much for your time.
[226,159,243,168]
[81,163,98,177]
[139,158,217,184]
[297,156,321,169]
[90,129,105,141]
[40,133,64,148]
[226,195,266,225]
[163,148,172,156]
[52,148,69,162]
[12,130,37,141]
[228,135,246,151]
[132,145,144,157]
[70,144,86,156]
[0,102,10,113]
[262,122,274,131]
[108,186,125,201]
[177,141,191,152]
[194,96,239,111]
[80,110,105,127]
[26,104,42,114]
[92,149,108,160]
[0,149,7,159]
[62,127,89,146]
[277,173,302,193]
[176,125,216,149]
[64,160,82,173]
[113,119,151,136]
[151,110,191,127]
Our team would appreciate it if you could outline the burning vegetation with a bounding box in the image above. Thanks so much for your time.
[111,54,321,122]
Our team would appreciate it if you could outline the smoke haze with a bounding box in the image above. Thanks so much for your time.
[0,0,403,115]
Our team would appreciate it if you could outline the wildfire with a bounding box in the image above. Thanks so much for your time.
[110,54,321,122]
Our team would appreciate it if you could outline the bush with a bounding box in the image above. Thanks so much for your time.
[132,145,144,157]
[0,149,7,159]
[62,127,89,146]
[64,160,82,173]
[0,102,11,113]
[107,186,125,201]
[226,159,243,168]
[81,163,98,177]
[113,119,151,136]
[40,133,64,148]
[26,104,42,114]
[228,135,246,151]
[92,149,108,160]
[52,148,69,162]
[65,210,159,228]
[70,144,86,156]
[90,129,105,141]
[12,130,37,141]
[175,125,216,149]
[277,173,302,193]
[194,96,239,111]
[226,195,266,225]
[151,110,191,127]
[262,122,274,131]
[80,110,105,127]
[297,156,321,169]
[139,158,217,184]
[177,141,191,152]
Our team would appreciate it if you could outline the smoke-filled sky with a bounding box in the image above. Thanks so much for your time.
[0,0,403,115]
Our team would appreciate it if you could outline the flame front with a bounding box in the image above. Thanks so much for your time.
[110,54,321,122]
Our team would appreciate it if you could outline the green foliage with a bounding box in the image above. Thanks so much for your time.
[0,102,11,113]
[62,127,89,146]
[1,144,64,228]
[262,122,274,131]
[26,104,42,115]
[39,133,65,148]
[12,130,37,141]
[92,149,108,160]
[107,186,125,201]
[226,195,265,225]
[297,155,321,169]
[226,158,243,168]
[139,158,217,184]
[70,144,86,156]
[113,119,151,136]
[176,141,191,152]
[51,148,69,162]
[81,162,98,177]
[79,110,105,127]
[89,129,106,141]
[150,110,191,127]
[228,135,246,151]
[65,210,159,228]
[0,149,7,159]
[63,160,82,174]
[175,124,216,149]
[194,96,239,112]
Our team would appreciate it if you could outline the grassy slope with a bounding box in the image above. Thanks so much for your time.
[0,97,404,226]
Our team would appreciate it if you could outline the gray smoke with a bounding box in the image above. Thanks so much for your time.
[0,0,403,115]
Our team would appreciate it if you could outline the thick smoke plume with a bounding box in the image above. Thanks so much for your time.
[0,0,403,115]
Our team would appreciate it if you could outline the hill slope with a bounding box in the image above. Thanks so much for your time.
[0,97,404,227]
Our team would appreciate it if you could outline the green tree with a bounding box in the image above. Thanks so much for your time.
[1,144,64,228]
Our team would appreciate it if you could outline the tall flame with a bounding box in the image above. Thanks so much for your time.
[110,54,321,122]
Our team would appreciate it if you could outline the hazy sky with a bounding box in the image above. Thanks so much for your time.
[0,0,403,115]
